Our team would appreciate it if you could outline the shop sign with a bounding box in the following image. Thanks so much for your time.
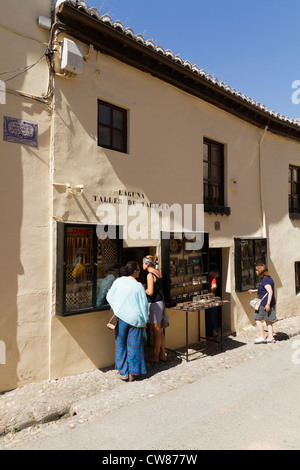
[93,189,152,206]
[3,116,38,147]
[96,195,204,248]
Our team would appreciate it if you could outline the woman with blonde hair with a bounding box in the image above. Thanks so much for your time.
[248,263,277,343]
[143,255,167,363]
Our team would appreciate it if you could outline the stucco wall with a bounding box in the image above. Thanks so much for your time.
[1,3,300,390]
[49,33,300,378]
[0,0,51,391]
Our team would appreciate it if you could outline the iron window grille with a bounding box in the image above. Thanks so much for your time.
[203,138,230,215]
[295,262,300,295]
[289,165,300,219]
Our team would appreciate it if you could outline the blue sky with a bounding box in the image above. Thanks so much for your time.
[86,0,300,119]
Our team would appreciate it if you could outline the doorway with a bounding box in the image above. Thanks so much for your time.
[208,248,223,334]
[209,248,222,296]
[121,246,154,284]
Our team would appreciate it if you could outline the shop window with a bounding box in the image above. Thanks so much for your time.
[234,238,267,292]
[289,165,300,219]
[56,223,122,316]
[295,262,300,295]
[98,100,127,153]
[203,138,230,216]
[161,232,209,305]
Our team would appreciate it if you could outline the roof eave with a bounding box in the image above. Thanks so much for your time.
[56,2,300,142]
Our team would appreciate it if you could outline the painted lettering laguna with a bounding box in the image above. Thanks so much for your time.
[119,189,145,199]
[102,455,137,467]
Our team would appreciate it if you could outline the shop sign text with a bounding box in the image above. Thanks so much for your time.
[96,196,205,250]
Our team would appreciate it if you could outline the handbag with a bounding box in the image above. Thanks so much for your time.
[250,293,268,310]
[107,312,118,330]
[161,309,170,328]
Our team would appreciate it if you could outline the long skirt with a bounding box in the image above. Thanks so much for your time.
[115,319,147,376]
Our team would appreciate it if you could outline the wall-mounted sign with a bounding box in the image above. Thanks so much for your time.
[93,189,151,207]
[3,116,38,147]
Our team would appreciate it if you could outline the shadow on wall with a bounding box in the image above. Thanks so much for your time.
[0,116,23,392]
[230,290,257,331]
[50,312,115,378]
[0,96,50,392]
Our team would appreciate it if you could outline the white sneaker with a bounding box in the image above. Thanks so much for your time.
[254,337,267,344]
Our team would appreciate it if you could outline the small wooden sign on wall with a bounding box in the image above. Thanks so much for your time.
[3,116,38,147]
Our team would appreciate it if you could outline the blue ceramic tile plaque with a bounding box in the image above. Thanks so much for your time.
[3,116,38,147]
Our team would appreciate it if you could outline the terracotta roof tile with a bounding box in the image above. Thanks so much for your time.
[55,0,300,127]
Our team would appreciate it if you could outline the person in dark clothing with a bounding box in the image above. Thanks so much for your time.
[248,263,277,344]
[205,269,220,337]
[143,255,167,363]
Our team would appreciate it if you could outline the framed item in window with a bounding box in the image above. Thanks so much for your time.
[169,235,182,254]
[177,266,185,276]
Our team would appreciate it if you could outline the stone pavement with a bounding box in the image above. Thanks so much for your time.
[1,315,300,444]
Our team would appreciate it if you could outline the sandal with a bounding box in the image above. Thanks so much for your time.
[159,355,167,362]
[129,374,138,382]
[118,373,128,381]
[254,337,267,344]
[267,338,276,343]
[148,356,159,364]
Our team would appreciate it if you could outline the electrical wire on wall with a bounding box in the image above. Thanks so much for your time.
[0,21,68,109]
[0,17,83,112]
[0,50,53,109]
[1,17,92,109]
[1,53,47,83]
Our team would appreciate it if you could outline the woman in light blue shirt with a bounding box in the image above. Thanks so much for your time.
[107,261,149,382]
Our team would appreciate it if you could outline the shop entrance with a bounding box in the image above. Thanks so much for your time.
[208,248,223,334]
[122,247,154,283]
[209,248,222,296]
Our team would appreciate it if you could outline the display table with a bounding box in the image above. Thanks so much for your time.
[168,297,230,361]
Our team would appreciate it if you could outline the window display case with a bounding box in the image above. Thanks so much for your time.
[234,238,267,292]
[56,223,122,316]
[161,232,209,305]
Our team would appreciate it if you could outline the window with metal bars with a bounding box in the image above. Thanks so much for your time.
[203,138,230,215]
[295,262,300,295]
[98,99,127,153]
[289,165,300,218]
